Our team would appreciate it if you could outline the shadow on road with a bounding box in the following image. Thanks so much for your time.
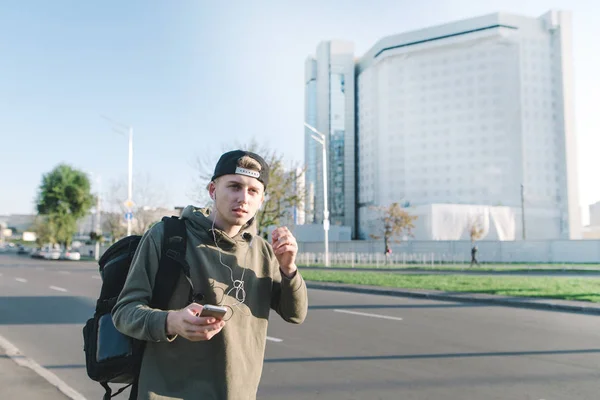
[0,296,95,325]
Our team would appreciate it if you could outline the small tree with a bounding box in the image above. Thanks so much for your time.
[469,218,485,244]
[36,164,94,248]
[370,203,418,257]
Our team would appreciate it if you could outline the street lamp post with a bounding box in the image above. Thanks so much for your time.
[126,126,133,236]
[304,122,330,267]
[102,115,134,236]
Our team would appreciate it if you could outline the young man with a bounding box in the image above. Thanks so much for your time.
[113,150,308,400]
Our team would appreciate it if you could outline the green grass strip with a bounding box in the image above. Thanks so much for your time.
[300,270,600,303]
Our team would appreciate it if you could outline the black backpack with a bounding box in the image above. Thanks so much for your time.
[83,216,188,400]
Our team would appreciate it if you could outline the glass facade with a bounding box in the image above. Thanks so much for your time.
[304,78,318,223]
[330,73,346,221]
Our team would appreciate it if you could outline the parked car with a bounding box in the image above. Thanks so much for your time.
[17,245,30,255]
[44,249,61,260]
[61,250,81,261]
[31,247,61,260]
[31,249,46,259]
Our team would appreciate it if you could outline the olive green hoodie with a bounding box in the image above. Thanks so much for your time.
[112,206,308,400]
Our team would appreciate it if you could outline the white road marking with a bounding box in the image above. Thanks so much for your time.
[92,275,101,280]
[0,334,87,400]
[15,278,27,283]
[333,309,404,321]
[266,336,283,343]
[49,286,68,292]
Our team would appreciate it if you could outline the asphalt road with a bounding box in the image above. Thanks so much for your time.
[1,253,599,399]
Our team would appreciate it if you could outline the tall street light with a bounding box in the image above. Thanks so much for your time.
[304,122,330,267]
[102,115,134,236]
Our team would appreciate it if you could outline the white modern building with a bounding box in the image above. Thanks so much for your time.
[582,201,600,239]
[304,41,357,236]
[589,201,600,227]
[306,10,581,241]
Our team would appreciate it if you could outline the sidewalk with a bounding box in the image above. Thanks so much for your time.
[0,346,71,400]
[306,281,600,315]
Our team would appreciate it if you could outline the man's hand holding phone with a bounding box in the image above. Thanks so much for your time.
[166,303,226,342]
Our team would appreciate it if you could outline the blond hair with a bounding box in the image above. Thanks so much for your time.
[237,155,261,172]
[207,155,262,190]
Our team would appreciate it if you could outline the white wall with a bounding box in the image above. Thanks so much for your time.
[298,239,600,264]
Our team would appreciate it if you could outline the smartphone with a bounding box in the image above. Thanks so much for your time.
[198,304,227,319]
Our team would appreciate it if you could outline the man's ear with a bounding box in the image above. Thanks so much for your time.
[208,181,216,200]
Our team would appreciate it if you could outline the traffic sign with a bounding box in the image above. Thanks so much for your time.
[124,199,135,209]
[125,212,133,221]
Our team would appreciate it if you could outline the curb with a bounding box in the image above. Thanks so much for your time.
[305,281,600,315]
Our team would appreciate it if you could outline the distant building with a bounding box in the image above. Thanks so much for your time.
[306,10,581,241]
[582,201,600,239]
[304,40,357,236]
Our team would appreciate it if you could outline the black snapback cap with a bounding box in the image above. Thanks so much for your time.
[211,150,270,188]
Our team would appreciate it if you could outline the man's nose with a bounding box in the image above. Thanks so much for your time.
[238,189,250,203]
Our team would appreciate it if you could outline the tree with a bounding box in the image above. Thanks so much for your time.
[36,164,94,248]
[103,211,127,243]
[370,203,418,256]
[32,215,56,247]
[103,173,171,239]
[469,218,485,244]
[194,140,306,239]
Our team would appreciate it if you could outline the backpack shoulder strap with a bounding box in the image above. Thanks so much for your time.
[150,216,188,309]
[130,216,189,400]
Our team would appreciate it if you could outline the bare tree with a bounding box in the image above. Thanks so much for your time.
[193,140,306,238]
[370,203,418,257]
[103,173,171,239]
[102,211,126,243]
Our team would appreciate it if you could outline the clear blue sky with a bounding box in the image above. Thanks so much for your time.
[1,0,598,224]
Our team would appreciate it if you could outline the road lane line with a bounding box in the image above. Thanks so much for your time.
[333,309,404,321]
[49,286,68,292]
[266,336,283,343]
[0,334,87,400]
[91,275,101,280]
[15,278,27,283]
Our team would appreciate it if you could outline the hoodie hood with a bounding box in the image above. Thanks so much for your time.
[180,205,257,249]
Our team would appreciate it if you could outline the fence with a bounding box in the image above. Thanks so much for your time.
[79,239,600,265]
[297,240,600,264]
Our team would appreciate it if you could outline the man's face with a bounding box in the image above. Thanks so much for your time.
[210,174,265,229]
